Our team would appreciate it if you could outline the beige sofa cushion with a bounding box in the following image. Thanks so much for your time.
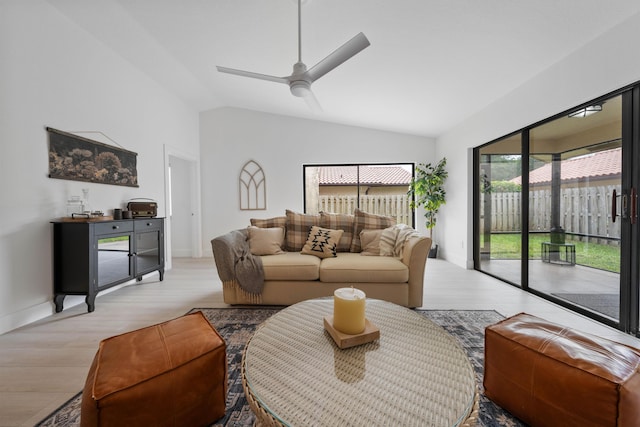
[319,253,408,283]
[359,229,384,256]
[260,252,321,281]
[247,226,285,255]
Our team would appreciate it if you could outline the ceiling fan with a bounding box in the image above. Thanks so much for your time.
[216,0,370,112]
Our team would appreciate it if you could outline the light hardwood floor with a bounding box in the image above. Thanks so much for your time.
[1,257,639,426]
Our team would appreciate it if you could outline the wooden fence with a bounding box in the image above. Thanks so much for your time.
[482,185,621,240]
[317,195,411,225]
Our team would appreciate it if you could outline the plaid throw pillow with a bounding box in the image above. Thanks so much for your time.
[301,226,344,258]
[350,208,396,252]
[320,212,354,252]
[285,210,320,252]
[250,216,287,229]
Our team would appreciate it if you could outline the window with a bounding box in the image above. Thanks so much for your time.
[303,163,414,226]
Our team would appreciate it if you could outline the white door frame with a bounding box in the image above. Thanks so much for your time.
[163,144,202,270]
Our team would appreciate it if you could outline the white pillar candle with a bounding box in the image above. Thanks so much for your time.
[333,287,366,335]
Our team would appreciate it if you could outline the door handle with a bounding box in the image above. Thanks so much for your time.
[632,187,637,225]
[612,188,635,223]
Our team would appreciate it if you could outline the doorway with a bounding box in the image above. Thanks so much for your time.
[164,146,202,270]
[527,95,622,324]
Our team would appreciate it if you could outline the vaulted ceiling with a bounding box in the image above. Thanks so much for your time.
[48,0,640,137]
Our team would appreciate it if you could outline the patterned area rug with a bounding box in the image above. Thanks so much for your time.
[36,308,524,427]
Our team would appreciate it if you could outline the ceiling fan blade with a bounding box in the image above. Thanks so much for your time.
[306,32,370,82]
[216,66,289,84]
[302,89,323,113]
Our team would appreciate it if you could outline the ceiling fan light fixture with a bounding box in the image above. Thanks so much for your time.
[569,104,602,118]
[290,80,311,97]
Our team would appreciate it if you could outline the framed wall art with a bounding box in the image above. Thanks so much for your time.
[239,160,266,210]
[46,127,138,187]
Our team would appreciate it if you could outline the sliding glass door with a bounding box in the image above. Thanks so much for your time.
[528,94,622,323]
[476,134,523,287]
[474,87,640,334]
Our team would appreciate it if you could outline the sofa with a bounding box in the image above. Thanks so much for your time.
[211,209,432,308]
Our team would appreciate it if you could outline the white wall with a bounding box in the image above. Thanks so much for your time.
[0,1,199,334]
[200,107,435,253]
[436,11,640,268]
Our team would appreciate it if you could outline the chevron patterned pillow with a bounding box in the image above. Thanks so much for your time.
[301,226,344,258]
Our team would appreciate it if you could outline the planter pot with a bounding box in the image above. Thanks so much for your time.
[428,244,438,259]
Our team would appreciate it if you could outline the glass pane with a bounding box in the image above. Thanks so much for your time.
[305,166,359,214]
[357,165,412,224]
[98,235,131,287]
[304,165,413,224]
[477,135,523,286]
[529,95,621,321]
[136,231,160,273]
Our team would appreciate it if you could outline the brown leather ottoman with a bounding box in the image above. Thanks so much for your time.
[81,311,227,427]
[484,313,640,426]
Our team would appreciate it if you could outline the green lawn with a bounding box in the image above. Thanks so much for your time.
[99,236,129,243]
[481,233,620,273]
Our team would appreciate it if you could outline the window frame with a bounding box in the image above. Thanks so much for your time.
[302,162,416,228]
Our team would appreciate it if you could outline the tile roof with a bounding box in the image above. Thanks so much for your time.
[319,166,411,185]
[511,147,620,185]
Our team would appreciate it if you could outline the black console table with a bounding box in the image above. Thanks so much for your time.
[52,217,165,312]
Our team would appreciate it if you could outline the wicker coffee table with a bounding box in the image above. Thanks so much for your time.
[242,299,478,426]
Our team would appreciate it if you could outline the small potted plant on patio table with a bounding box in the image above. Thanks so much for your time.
[408,157,448,258]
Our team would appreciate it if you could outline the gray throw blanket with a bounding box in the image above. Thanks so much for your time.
[211,229,264,295]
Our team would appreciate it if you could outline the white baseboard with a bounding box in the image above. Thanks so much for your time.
[171,249,193,257]
[0,281,136,335]
[0,300,55,336]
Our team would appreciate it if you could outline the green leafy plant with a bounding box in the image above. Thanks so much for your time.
[489,180,521,192]
[408,157,448,239]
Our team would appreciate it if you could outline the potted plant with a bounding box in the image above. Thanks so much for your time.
[408,157,448,258]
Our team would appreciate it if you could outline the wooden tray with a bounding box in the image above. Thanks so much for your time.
[54,216,114,223]
[323,316,380,349]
